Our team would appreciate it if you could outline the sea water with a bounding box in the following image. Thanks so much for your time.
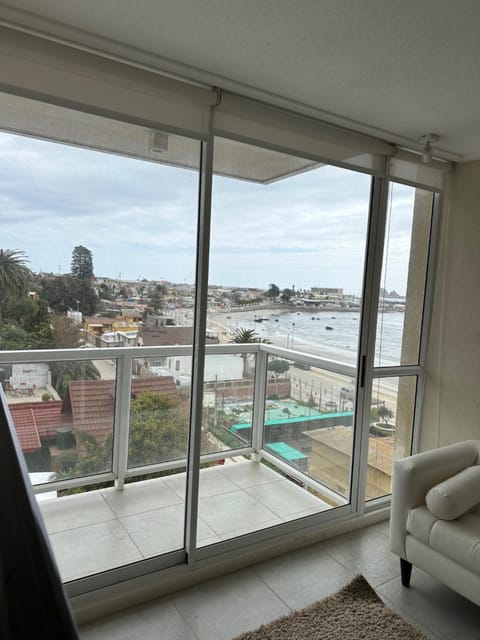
[212,309,404,367]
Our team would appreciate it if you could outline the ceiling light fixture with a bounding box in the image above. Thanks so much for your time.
[419,134,439,164]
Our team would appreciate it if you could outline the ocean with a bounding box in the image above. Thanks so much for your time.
[210,309,405,367]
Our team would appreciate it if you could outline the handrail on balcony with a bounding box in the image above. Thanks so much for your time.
[0,343,358,496]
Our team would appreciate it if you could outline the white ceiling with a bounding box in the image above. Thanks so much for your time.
[1,0,480,161]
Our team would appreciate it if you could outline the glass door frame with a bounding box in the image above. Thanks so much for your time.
[0,96,442,596]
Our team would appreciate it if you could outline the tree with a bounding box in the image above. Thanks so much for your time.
[377,405,394,425]
[71,245,94,279]
[0,249,31,321]
[229,328,270,377]
[280,288,293,303]
[98,283,112,300]
[6,297,49,332]
[40,275,97,315]
[50,314,83,348]
[50,360,100,399]
[128,392,189,467]
[0,324,33,350]
[267,283,280,299]
[148,284,167,311]
[65,392,189,477]
[267,359,290,378]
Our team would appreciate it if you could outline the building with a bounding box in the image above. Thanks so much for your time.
[0,4,478,636]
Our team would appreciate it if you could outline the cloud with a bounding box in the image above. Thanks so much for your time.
[0,132,422,294]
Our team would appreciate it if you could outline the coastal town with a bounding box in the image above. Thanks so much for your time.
[1,246,401,509]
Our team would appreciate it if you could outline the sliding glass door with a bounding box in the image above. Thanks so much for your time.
[0,90,440,587]
[196,136,373,546]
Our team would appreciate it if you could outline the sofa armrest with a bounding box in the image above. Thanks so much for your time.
[390,440,480,558]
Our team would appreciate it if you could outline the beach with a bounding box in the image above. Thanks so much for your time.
[207,307,402,412]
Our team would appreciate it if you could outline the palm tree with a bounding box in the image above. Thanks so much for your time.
[229,327,270,378]
[0,249,31,321]
[230,328,270,344]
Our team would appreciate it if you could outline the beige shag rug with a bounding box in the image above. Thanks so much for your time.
[233,575,427,640]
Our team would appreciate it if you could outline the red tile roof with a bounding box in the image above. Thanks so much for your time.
[7,377,180,451]
[65,376,179,441]
[8,401,67,453]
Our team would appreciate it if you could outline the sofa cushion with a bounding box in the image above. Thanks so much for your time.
[407,506,480,574]
[425,465,480,520]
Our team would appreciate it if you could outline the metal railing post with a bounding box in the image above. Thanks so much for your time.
[113,352,132,490]
[251,345,268,461]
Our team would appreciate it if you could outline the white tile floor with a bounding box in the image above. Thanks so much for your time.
[38,460,331,581]
[78,521,480,640]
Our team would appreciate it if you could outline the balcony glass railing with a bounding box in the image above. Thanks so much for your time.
[1,344,362,579]
[1,345,360,498]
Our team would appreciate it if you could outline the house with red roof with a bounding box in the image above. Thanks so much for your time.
[8,376,180,454]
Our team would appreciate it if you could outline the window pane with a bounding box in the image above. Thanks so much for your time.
[196,138,370,546]
[128,357,190,468]
[264,355,355,504]
[207,136,371,366]
[0,114,199,355]
[375,184,434,366]
[367,376,417,500]
[5,358,115,480]
[201,351,255,455]
[0,95,202,579]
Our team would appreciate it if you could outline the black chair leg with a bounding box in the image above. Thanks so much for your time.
[400,558,413,587]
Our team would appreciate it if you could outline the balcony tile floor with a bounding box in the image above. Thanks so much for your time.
[78,520,480,640]
[38,459,330,582]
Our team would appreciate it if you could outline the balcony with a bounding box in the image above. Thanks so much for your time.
[2,343,397,585]
[38,460,331,581]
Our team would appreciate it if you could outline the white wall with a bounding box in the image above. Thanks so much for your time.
[10,363,50,389]
[421,162,480,449]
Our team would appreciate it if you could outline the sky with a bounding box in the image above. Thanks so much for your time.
[0,131,417,296]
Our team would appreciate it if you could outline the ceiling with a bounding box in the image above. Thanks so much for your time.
[1,0,480,162]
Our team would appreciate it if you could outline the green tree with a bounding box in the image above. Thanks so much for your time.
[0,249,31,322]
[40,275,97,315]
[128,392,188,467]
[230,328,270,345]
[0,320,53,350]
[280,288,293,303]
[7,297,50,332]
[230,328,270,378]
[148,284,167,311]
[71,245,94,279]
[267,283,280,299]
[50,314,83,348]
[65,392,189,477]
[98,283,112,300]
[50,360,100,399]
[267,359,290,378]
[377,405,394,425]
[0,324,33,350]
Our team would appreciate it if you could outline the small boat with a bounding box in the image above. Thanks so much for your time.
[274,318,279,322]
[326,325,333,330]
[254,318,263,323]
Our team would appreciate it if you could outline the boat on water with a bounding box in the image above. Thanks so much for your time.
[326,325,334,330]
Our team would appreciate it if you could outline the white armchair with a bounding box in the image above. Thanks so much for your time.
[390,440,480,606]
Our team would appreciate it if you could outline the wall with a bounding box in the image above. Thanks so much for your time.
[421,162,480,449]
